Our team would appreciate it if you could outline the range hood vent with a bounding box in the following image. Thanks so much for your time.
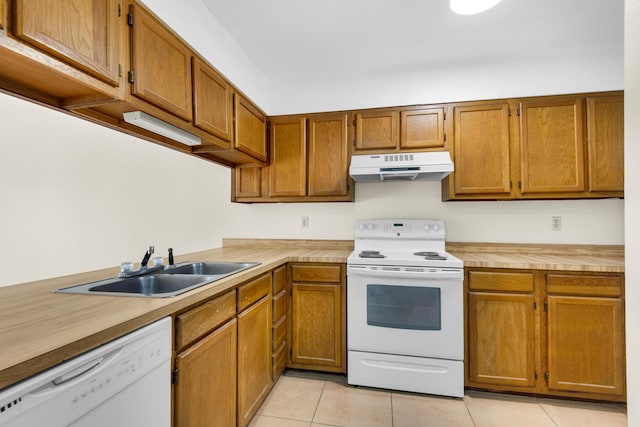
[349,152,454,182]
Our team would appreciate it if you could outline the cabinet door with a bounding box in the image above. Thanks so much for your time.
[308,113,349,196]
[1,0,5,29]
[237,295,273,427]
[174,318,237,427]
[130,4,192,120]
[587,95,624,193]
[519,98,584,194]
[192,57,233,143]
[13,0,119,85]
[546,296,625,396]
[291,283,344,370]
[400,107,445,149]
[234,167,262,198]
[452,103,511,195]
[468,292,536,389]
[354,110,399,151]
[235,94,267,161]
[269,117,307,197]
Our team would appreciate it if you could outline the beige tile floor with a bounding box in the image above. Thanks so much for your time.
[250,372,627,427]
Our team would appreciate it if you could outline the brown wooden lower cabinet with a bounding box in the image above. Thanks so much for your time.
[237,293,273,427]
[173,290,238,427]
[288,263,346,373]
[174,318,237,427]
[465,268,626,402]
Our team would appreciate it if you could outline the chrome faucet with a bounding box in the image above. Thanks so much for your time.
[119,246,165,278]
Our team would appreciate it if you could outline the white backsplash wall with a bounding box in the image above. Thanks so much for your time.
[224,181,624,244]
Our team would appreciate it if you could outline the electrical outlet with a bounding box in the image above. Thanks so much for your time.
[552,216,561,231]
[301,216,309,229]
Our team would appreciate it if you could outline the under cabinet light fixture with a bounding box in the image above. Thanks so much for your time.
[450,0,502,15]
[123,111,202,146]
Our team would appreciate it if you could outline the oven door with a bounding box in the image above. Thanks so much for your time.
[347,265,463,360]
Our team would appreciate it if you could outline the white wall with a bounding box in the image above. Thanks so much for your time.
[0,93,232,286]
[267,47,623,115]
[625,0,639,424]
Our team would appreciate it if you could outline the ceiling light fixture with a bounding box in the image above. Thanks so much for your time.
[123,111,202,146]
[450,0,502,15]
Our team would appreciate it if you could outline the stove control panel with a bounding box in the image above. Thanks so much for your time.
[354,219,446,239]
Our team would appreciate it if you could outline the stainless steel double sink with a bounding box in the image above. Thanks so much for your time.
[54,262,260,297]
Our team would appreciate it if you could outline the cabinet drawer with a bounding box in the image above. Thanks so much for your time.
[238,272,272,312]
[273,265,287,294]
[273,315,286,351]
[273,340,287,380]
[175,290,236,350]
[291,264,342,283]
[273,290,287,321]
[468,271,534,293]
[546,274,622,297]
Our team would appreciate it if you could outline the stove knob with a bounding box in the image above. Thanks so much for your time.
[367,223,375,230]
[432,223,441,232]
[359,223,366,231]
[424,223,433,231]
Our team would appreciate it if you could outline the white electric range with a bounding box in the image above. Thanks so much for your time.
[346,218,464,398]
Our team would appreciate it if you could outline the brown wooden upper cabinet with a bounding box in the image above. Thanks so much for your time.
[235,94,268,162]
[232,113,352,203]
[587,95,624,193]
[519,97,585,195]
[354,106,445,153]
[129,3,192,120]
[269,117,307,197]
[192,57,233,144]
[443,92,624,201]
[12,0,120,86]
[0,0,5,29]
[308,113,350,196]
[449,102,512,198]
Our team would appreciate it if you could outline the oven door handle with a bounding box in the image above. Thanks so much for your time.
[347,265,462,280]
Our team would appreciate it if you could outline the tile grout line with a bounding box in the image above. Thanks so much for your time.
[463,395,478,427]
[538,401,560,427]
[310,379,328,426]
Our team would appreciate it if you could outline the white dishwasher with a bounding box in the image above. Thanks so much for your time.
[0,317,171,427]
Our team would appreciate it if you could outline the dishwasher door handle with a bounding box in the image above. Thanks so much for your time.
[52,357,104,385]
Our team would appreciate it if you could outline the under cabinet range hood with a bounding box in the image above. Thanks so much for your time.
[349,152,454,182]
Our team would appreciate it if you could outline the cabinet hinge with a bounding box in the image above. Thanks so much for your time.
[443,133,447,142]
[118,3,122,17]
[510,181,513,189]
[534,301,537,310]
[544,372,549,382]
[535,371,538,380]
[128,70,135,84]
[544,301,548,312]
[118,64,122,78]
[508,108,512,117]
[517,107,521,116]
[127,12,134,26]
[172,368,179,385]
[518,181,522,190]
[443,112,446,121]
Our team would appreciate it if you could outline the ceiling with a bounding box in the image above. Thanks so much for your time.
[201,0,623,86]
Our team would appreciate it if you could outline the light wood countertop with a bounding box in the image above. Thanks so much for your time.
[0,241,352,390]
[447,242,624,273]
[0,239,623,391]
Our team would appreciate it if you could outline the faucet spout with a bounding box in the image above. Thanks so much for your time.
[140,246,155,268]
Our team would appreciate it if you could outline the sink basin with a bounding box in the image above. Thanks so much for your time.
[54,261,261,297]
[164,262,259,276]
[89,274,214,296]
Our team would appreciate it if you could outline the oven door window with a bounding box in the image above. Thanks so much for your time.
[367,284,441,330]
